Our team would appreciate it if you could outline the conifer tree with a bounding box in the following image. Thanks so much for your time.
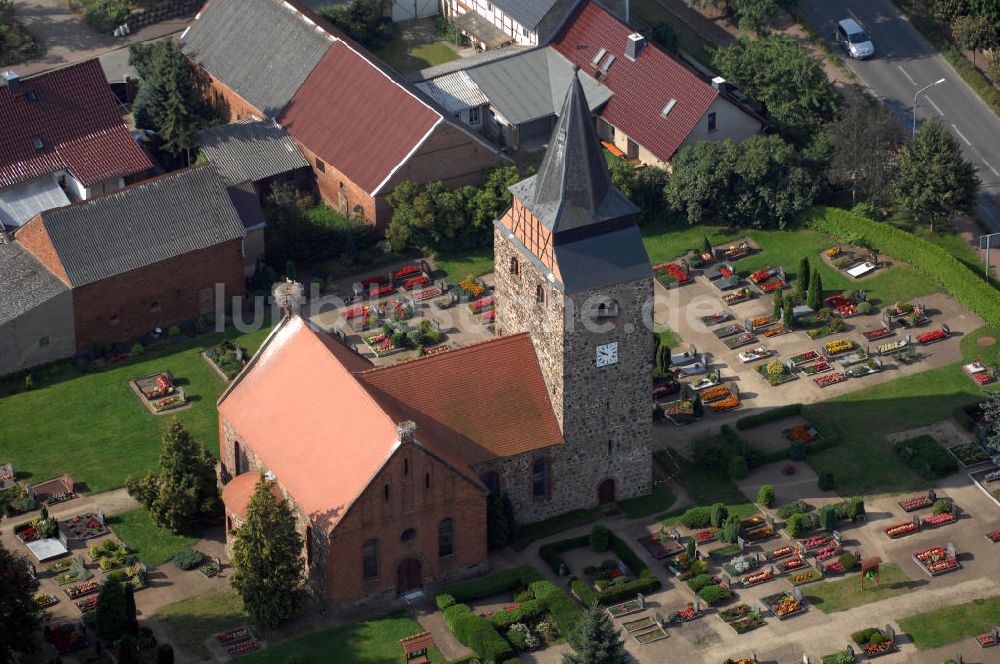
[564,607,629,664]
[772,287,783,318]
[0,542,43,662]
[807,268,823,311]
[797,257,810,296]
[231,474,304,629]
[783,295,794,328]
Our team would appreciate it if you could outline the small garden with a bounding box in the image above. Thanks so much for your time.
[362,318,444,357]
[203,341,248,380]
[851,626,897,658]
[894,435,959,480]
[131,371,187,414]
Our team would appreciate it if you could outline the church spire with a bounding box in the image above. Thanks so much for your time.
[510,70,638,237]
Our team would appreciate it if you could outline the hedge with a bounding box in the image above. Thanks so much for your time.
[807,206,1000,327]
[821,651,854,664]
[467,620,513,663]
[437,565,543,602]
[697,583,731,605]
[530,580,582,635]
[570,578,597,607]
[736,404,803,430]
[538,536,588,576]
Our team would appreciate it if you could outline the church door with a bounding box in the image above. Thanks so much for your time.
[397,558,422,595]
[598,479,616,505]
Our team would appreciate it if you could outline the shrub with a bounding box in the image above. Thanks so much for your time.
[538,536,587,576]
[848,496,865,520]
[691,436,730,469]
[838,552,858,571]
[821,650,855,664]
[167,325,181,337]
[856,301,872,315]
[468,623,512,663]
[894,435,959,480]
[932,499,953,514]
[776,500,808,519]
[570,578,597,607]
[728,455,749,479]
[721,514,741,543]
[710,503,728,528]
[589,524,609,552]
[697,584,732,605]
[766,359,786,375]
[818,470,836,491]
[687,574,716,593]
[757,484,776,508]
[130,343,145,357]
[680,506,714,528]
[786,513,812,538]
[851,627,880,645]
[594,575,661,606]
[818,504,837,531]
[173,547,204,571]
[84,0,130,33]
[435,593,456,611]
[439,566,543,602]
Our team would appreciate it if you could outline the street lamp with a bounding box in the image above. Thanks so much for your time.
[980,232,1000,277]
[912,78,946,137]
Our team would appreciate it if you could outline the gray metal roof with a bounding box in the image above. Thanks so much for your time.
[0,242,69,325]
[37,166,246,288]
[493,0,563,30]
[181,0,332,118]
[466,48,612,125]
[509,75,637,235]
[197,120,309,186]
[416,72,488,114]
[0,177,70,229]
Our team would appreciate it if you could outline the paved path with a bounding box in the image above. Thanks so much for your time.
[12,0,191,77]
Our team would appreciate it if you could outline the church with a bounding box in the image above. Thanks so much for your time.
[216,77,654,608]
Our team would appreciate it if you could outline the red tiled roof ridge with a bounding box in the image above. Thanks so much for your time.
[355,331,531,376]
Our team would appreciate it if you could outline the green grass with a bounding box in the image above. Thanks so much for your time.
[157,590,250,661]
[803,563,917,613]
[511,508,599,551]
[899,596,1000,649]
[433,248,495,280]
[617,483,677,519]
[658,457,756,526]
[241,611,447,664]
[0,326,272,493]
[893,434,959,481]
[655,326,681,349]
[106,508,199,566]
[376,39,459,74]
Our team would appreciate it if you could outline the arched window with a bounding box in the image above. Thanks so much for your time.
[509,256,520,276]
[594,299,619,319]
[425,472,431,489]
[401,528,417,543]
[362,539,378,580]
[403,458,409,475]
[384,484,391,501]
[479,471,500,496]
[535,284,546,304]
[532,458,550,498]
[438,518,454,557]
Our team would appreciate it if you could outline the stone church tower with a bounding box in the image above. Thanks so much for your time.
[487,75,653,523]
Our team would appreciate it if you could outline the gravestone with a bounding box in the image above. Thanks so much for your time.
[670,528,681,540]
[96,510,105,527]
[693,600,700,612]
[793,587,803,601]
[885,624,895,641]
[928,489,937,502]
[913,515,921,527]
[946,543,956,559]
[832,530,842,544]
[737,536,746,551]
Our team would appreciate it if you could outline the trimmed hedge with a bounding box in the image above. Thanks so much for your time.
[437,565,542,602]
[807,206,1000,327]
[539,536,588,576]
[736,404,803,430]
[435,593,456,611]
[894,435,959,480]
[570,578,597,607]
[697,583,731,605]
[530,580,581,636]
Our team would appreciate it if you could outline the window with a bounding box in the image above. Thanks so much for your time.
[401,528,417,543]
[608,440,613,455]
[362,539,378,580]
[479,471,500,496]
[31,135,43,150]
[404,458,409,475]
[594,299,619,319]
[38,336,49,348]
[531,458,550,498]
[384,484,391,501]
[509,256,519,276]
[150,301,160,313]
[438,518,454,557]
[522,26,529,37]
[535,284,545,304]
[468,106,480,125]
[316,158,326,173]
[425,472,431,489]
[707,111,717,133]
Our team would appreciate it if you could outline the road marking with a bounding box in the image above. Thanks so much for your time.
[925,95,944,116]
[898,65,916,85]
[982,159,1000,178]
[952,124,972,146]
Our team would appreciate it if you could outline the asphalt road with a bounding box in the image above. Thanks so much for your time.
[799,0,1000,233]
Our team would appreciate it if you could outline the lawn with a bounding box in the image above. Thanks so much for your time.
[659,457,756,527]
[617,483,677,519]
[376,39,458,74]
[512,508,600,551]
[899,596,1000,649]
[156,590,250,662]
[106,508,199,566]
[433,248,495,280]
[241,612,447,664]
[803,563,916,613]
[0,325,272,493]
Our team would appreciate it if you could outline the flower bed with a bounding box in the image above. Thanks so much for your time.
[458,276,485,298]
[694,528,720,544]
[700,311,733,326]
[741,514,766,530]
[875,337,910,355]
[45,624,86,654]
[64,513,107,540]
[800,361,832,376]
[343,304,371,320]
[700,385,731,402]
[973,370,996,386]
[777,556,807,574]
[709,394,741,412]
[913,546,961,576]
[469,297,495,313]
[65,580,99,599]
[607,597,644,618]
[801,535,832,552]
[667,605,702,623]
[814,544,842,561]
[203,341,248,380]
[637,532,684,559]
[790,350,821,367]
[392,266,420,280]
[370,285,395,297]
[923,512,956,527]
[662,400,695,425]
[749,269,772,284]
[653,262,692,284]
[824,339,854,356]
[948,442,991,466]
[864,327,893,341]
[760,279,786,293]
[402,275,430,290]
[824,294,853,308]
[762,326,787,337]
[724,332,757,349]
[858,632,896,657]
[738,346,772,362]
[714,323,747,339]
[34,593,58,609]
[360,274,389,287]
[986,530,1000,543]
[750,315,776,329]
[814,372,847,388]
[412,286,441,302]
[823,560,846,574]
[141,372,174,400]
[835,303,858,317]
[741,569,773,587]
[899,495,932,512]
[883,520,919,539]
[789,569,822,585]
[767,545,796,561]
[719,604,765,633]
[75,595,99,613]
[977,630,999,647]
[755,363,798,387]
[763,591,804,619]
[917,328,949,344]
[785,425,816,443]
[362,333,401,357]
[723,288,753,304]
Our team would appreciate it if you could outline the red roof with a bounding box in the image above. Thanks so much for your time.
[551,2,718,162]
[278,41,441,194]
[221,471,283,519]
[0,59,151,188]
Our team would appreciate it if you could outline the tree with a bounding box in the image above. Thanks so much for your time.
[722,514,741,543]
[487,493,516,550]
[126,418,221,533]
[988,50,1000,81]
[732,0,779,34]
[712,36,839,140]
[702,235,713,255]
[564,607,629,664]
[818,504,838,531]
[807,268,823,310]
[667,135,822,228]
[895,119,980,232]
[317,0,394,50]
[828,96,905,207]
[231,474,304,629]
[95,577,128,642]
[757,484,776,508]
[650,21,678,53]
[982,392,1000,455]
[951,14,997,66]
[728,455,749,479]
[129,40,207,165]
[932,0,969,21]
[783,295,794,328]
[797,257,811,296]
[693,392,704,418]
[0,542,43,662]
[969,0,1000,29]
[772,288,784,318]
[711,502,728,527]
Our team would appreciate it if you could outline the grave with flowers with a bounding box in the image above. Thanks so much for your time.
[63,512,108,540]
[851,625,897,658]
[912,544,961,577]
[760,588,806,620]
[975,627,999,648]
[637,528,684,560]
[130,372,187,414]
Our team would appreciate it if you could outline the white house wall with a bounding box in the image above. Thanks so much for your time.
[0,290,76,377]
[678,96,761,150]
[448,0,538,45]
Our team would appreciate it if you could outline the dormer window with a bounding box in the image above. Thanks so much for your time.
[26,90,38,103]
[31,136,44,150]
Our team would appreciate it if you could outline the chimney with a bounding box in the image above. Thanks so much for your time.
[1,70,20,93]
[625,33,646,61]
[712,76,731,94]
[397,421,417,445]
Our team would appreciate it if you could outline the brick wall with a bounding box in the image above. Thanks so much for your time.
[15,217,69,285]
[190,63,264,124]
[71,239,246,352]
[293,139,378,226]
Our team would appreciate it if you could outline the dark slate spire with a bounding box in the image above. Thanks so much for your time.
[509,71,638,237]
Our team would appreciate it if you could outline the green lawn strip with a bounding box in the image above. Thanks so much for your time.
[106,508,199,566]
[240,611,447,664]
[511,508,599,551]
[433,248,495,280]
[156,589,251,662]
[899,596,1000,649]
[655,326,681,349]
[0,326,272,493]
[617,483,677,519]
[658,456,756,527]
[376,39,458,74]
[803,563,916,613]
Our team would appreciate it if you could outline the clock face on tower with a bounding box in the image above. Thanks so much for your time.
[596,342,619,367]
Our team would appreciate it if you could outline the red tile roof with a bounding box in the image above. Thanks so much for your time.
[0,59,151,188]
[278,41,441,194]
[221,471,283,519]
[551,2,718,162]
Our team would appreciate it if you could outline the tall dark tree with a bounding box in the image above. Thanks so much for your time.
[895,119,980,232]
[0,542,43,662]
[563,607,629,664]
[772,287,784,318]
[317,0,394,50]
[782,295,794,328]
[650,21,678,53]
[95,577,128,642]
[231,474,304,629]
[807,268,823,311]
[797,257,811,296]
[828,96,905,207]
[126,418,221,533]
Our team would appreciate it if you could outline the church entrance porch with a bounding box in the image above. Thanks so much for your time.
[397,558,423,595]
[598,478,616,505]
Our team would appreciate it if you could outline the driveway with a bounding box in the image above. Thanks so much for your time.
[798,0,1000,232]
